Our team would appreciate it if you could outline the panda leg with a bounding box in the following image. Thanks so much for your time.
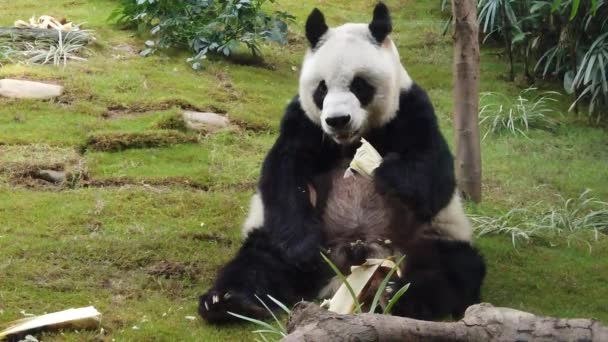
[198,229,322,324]
[388,238,486,321]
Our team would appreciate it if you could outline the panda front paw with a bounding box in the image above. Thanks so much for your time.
[198,290,269,324]
[347,240,368,266]
[373,153,405,194]
[374,154,433,220]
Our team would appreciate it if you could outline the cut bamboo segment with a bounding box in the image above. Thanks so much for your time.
[324,259,398,315]
[0,306,101,339]
[344,138,383,179]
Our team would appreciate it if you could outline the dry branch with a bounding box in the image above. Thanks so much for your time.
[283,302,608,342]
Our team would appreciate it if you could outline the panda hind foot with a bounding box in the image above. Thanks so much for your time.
[198,290,269,324]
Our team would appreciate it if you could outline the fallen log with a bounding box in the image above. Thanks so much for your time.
[283,302,608,342]
[0,28,91,43]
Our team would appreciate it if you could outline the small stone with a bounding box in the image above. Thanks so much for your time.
[36,170,66,184]
[0,79,63,99]
[182,111,230,132]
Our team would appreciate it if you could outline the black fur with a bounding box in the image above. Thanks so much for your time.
[369,2,392,43]
[368,84,456,222]
[350,76,376,107]
[305,9,329,49]
[199,229,323,323]
[313,80,327,110]
[199,85,485,323]
[390,238,486,320]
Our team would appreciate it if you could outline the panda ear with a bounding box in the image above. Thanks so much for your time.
[305,8,329,49]
[369,2,392,43]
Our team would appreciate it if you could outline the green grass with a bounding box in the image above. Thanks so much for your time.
[1,0,607,341]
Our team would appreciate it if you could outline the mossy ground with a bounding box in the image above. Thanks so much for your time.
[0,1,606,341]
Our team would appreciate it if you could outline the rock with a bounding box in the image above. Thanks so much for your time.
[36,170,66,184]
[182,111,229,132]
[0,79,63,99]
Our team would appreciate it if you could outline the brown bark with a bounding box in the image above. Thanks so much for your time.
[451,0,482,203]
[283,302,608,342]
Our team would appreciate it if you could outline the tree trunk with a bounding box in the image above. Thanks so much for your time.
[451,0,482,203]
[283,302,608,342]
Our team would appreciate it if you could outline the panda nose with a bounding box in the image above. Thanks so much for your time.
[325,115,351,129]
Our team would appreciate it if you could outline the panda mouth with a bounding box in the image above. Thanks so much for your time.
[332,130,360,144]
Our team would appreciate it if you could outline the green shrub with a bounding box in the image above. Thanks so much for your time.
[110,0,294,69]
[442,0,608,121]
[479,87,561,139]
[471,189,608,248]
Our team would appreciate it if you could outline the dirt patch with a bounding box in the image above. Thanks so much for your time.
[153,113,189,131]
[146,260,199,279]
[82,177,211,191]
[212,70,242,101]
[102,99,226,119]
[230,118,273,133]
[83,130,199,152]
[209,181,256,192]
[0,144,87,188]
[7,173,214,191]
[225,53,276,70]
[111,43,139,58]
[180,232,234,245]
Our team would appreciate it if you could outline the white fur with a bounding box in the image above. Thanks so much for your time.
[432,192,473,242]
[242,192,264,237]
[299,23,412,144]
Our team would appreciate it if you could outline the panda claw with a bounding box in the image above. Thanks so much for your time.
[204,301,209,311]
[224,292,232,300]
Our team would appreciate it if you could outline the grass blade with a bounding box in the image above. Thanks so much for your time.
[266,294,291,315]
[368,255,406,314]
[227,312,276,332]
[254,295,286,335]
[383,283,410,315]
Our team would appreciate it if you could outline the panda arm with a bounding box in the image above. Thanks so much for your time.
[373,85,455,221]
[258,99,330,269]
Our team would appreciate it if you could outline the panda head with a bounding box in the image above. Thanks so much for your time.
[299,2,413,145]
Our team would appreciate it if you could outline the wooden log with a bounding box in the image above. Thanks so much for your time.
[283,302,608,342]
[0,27,90,43]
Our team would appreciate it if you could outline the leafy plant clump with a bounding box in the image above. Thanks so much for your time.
[110,0,294,69]
[443,0,608,121]
[479,87,561,139]
[471,189,608,248]
[0,30,92,66]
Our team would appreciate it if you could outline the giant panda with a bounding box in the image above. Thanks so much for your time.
[199,2,486,323]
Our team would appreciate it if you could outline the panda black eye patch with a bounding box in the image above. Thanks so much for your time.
[350,76,375,107]
[313,80,328,110]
